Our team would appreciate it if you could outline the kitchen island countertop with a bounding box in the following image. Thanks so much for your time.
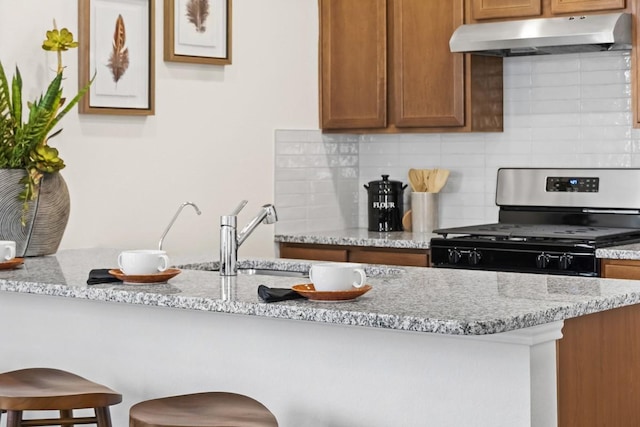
[2,248,640,336]
[3,248,640,426]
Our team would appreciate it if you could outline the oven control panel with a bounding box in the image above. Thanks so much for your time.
[546,176,599,192]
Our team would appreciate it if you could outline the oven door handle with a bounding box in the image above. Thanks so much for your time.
[581,209,640,215]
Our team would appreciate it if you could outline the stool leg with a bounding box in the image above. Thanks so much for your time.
[60,409,74,426]
[6,410,22,427]
[95,407,113,427]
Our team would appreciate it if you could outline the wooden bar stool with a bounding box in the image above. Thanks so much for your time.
[0,367,122,427]
[130,392,278,426]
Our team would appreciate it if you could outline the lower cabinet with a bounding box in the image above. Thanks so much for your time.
[278,243,430,267]
[557,257,640,425]
[557,303,640,426]
[600,259,640,279]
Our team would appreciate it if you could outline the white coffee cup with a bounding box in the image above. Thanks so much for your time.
[309,262,367,291]
[0,241,16,261]
[118,250,169,275]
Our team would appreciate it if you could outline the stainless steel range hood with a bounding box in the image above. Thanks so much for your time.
[449,12,631,57]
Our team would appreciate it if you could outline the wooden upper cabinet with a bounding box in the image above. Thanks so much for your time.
[319,0,503,133]
[319,0,387,129]
[550,0,626,14]
[470,0,625,21]
[471,0,542,20]
[391,0,464,127]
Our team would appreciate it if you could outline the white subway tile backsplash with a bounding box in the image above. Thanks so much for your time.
[275,51,640,233]
[532,72,579,87]
[531,55,580,73]
[582,69,630,85]
[531,100,580,114]
[531,85,580,101]
[581,83,630,99]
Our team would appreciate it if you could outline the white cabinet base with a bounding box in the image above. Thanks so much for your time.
[0,291,562,426]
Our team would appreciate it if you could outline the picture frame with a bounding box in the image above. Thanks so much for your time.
[78,0,155,115]
[164,0,232,65]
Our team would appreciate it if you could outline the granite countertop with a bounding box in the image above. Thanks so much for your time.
[2,248,640,336]
[275,228,437,249]
[597,243,640,260]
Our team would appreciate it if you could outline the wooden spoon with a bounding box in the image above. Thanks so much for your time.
[422,169,433,192]
[432,169,450,193]
[408,169,423,192]
[402,210,412,231]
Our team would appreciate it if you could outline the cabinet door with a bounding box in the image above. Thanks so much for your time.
[550,0,625,14]
[471,0,542,20]
[391,0,464,127]
[601,259,640,279]
[279,243,348,262]
[319,0,387,129]
[349,248,430,267]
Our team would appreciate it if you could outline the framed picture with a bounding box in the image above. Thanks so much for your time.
[164,0,232,65]
[78,0,155,115]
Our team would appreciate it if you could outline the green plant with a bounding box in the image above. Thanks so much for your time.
[0,22,93,224]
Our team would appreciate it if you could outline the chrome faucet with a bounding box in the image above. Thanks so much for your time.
[158,201,202,251]
[220,200,278,276]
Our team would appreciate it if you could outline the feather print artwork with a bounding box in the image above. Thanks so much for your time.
[186,0,210,33]
[108,14,129,83]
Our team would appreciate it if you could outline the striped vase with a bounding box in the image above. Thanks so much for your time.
[0,169,70,257]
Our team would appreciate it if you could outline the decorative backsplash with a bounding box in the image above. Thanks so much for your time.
[276,50,640,234]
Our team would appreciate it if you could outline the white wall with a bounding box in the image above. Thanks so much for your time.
[0,0,319,258]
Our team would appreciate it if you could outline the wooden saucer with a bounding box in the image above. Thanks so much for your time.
[291,284,372,301]
[0,258,24,270]
[108,268,181,284]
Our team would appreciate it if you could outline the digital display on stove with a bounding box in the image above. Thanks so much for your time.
[546,177,599,192]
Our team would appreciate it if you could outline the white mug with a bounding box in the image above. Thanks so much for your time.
[309,262,367,291]
[118,250,169,275]
[0,241,16,261]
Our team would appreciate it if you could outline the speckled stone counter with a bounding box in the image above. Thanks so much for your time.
[597,243,640,260]
[274,228,436,249]
[3,248,640,336]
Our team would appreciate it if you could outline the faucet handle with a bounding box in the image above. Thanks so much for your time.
[230,200,248,216]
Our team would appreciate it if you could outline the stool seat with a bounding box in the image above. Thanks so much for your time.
[0,367,122,427]
[130,392,278,427]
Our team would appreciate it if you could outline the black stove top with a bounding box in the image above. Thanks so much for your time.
[434,223,640,242]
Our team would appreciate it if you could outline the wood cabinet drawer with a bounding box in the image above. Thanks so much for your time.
[601,259,640,280]
[550,0,625,15]
[471,0,542,20]
[279,244,348,262]
[278,242,429,267]
[348,248,429,267]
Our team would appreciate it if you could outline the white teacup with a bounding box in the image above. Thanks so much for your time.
[0,241,16,261]
[118,250,169,275]
[309,262,367,291]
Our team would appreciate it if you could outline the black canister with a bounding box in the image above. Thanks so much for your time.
[364,175,407,232]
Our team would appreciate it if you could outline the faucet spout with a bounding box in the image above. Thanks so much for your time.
[158,201,202,251]
[237,204,278,246]
[219,202,277,276]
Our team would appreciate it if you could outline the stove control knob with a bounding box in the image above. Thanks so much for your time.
[536,253,551,269]
[559,254,573,270]
[448,249,462,264]
[468,250,482,266]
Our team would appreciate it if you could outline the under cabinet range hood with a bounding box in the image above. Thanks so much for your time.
[449,12,631,57]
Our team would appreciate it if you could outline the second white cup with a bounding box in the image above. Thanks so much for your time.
[309,262,367,291]
[0,241,16,261]
[118,250,169,275]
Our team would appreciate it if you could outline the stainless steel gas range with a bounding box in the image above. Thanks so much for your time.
[430,168,640,277]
